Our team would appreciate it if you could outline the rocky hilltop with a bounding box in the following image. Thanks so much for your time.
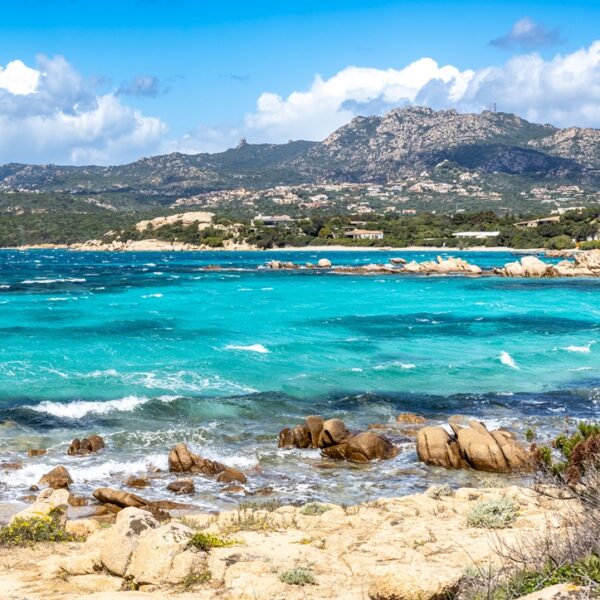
[2,107,600,195]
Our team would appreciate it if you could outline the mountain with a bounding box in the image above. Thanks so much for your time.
[1,107,600,198]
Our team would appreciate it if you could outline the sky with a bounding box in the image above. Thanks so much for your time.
[1,0,600,164]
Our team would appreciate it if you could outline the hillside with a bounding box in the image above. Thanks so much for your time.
[1,107,600,199]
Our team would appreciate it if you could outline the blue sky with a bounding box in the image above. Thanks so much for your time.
[0,0,599,163]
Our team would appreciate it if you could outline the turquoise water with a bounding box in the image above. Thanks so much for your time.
[0,249,598,508]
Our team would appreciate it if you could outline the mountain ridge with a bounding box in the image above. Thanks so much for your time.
[1,106,600,196]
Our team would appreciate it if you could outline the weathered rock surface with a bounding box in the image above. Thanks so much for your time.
[317,258,332,268]
[279,416,398,463]
[167,479,195,494]
[9,488,69,525]
[168,443,247,483]
[497,251,600,278]
[417,420,532,472]
[39,465,73,489]
[68,435,105,456]
[92,487,147,509]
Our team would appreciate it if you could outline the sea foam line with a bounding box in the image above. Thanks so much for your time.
[499,351,519,369]
[225,344,270,354]
[27,395,150,418]
[563,341,596,353]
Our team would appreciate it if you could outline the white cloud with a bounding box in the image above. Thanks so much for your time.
[490,17,562,50]
[216,40,600,148]
[0,55,167,165]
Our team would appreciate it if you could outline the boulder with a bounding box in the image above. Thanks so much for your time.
[277,427,295,449]
[167,479,195,494]
[168,443,247,482]
[318,418,350,448]
[39,465,73,489]
[66,518,101,539]
[291,423,311,448]
[216,467,247,484]
[68,435,105,456]
[125,521,202,585]
[317,258,332,268]
[417,421,531,473]
[417,427,466,469]
[9,488,69,525]
[322,431,399,462]
[93,487,147,509]
[97,507,159,576]
[27,448,47,457]
[521,256,549,277]
[397,412,426,424]
[305,415,324,448]
[125,476,150,488]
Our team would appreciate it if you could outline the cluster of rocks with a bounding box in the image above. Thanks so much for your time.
[168,442,246,484]
[417,420,532,473]
[67,435,105,456]
[278,416,399,462]
[495,251,600,278]
[265,258,332,269]
[402,255,483,275]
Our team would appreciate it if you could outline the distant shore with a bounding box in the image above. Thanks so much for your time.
[3,243,549,253]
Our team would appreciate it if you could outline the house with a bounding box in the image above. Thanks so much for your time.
[515,216,560,229]
[452,231,500,239]
[346,229,384,240]
[252,214,295,227]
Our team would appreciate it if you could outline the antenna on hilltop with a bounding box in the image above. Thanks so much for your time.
[493,102,497,113]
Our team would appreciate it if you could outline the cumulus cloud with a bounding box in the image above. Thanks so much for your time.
[210,40,600,148]
[117,74,166,97]
[490,17,563,51]
[0,55,167,164]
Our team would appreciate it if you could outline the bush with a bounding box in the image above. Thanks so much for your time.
[466,497,519,529]
[278,567,316,586]
[300,502,331,516]
[0,507,73,546]
[188,532,235,551]
[579,241,600,250]
[426,483,455,499]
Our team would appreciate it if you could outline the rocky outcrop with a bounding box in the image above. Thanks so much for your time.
[265,260,298,270]
[167,479,195,494]
[417,420,532,473]
[92,487,147,509]
[39,465,73,490]
[168,443,246,483]
[496,252,600,278]
[67,435,105,456]
[9,488,69,525]
[404,255,483,275]
[317,258,332,268]
[279,416,398,462]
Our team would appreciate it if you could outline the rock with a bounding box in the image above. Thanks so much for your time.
[168,443,247,483]
[10,488,69,525]
[390,257,407,264]
[291,423,311,448]
[514,583,583,599]
[125,476,150,488]
[68,494,88,506]
[67,573,122,593]
[318,418,350,448]
[305,415,324,448]
[125,521,202,585]
[520,256,549,277]
[68,435,105,456]
[27,448,47,457]
[167,479,195,494]
[417,427,466,469]
[66,518,101,538]
[1,462,22,470]
[317,258,332,268]
[216,467,247,484]
[277,427,295,449]
[97,507,159,576]
[93,487,147,508]
[39,465,73,489]
[417,421,532,473]
[321,431,399,462]
[396,412,426,424]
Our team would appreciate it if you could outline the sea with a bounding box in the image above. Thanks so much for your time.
[0,249,598,510]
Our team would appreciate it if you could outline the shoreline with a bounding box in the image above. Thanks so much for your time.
[3,243,549,253]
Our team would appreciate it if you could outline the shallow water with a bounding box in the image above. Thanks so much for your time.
[0,249,598,508]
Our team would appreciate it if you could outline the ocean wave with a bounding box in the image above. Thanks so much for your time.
[142,293,163,298]
[499,351,519,370]
[21,278,86,284]
[225,344,270,354]
[27,395,150,419]
[374,362,416,371]
[563,341,595,353]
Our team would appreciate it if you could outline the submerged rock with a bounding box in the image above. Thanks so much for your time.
[167,479,195,495]
[417,420,532,473]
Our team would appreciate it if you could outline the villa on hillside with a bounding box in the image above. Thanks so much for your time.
[345,229,384,240]
[251,215,295,227]
[515,216,560,228]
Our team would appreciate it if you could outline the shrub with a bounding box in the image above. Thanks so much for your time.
[466,498,519,529]
[188,532,235,551]
[300,502,331,516]
[426,483,455,499]
[0,507,73,546]
[278,567,316,586]
[179,569,212,590]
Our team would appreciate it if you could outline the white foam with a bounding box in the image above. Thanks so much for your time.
[499,351,519,369]
[27,395,149,419]
[225,344,270,354]
[21,278,86,284]
[142,293,163,298]
[86,368,119,378]
[563,341,595,353]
